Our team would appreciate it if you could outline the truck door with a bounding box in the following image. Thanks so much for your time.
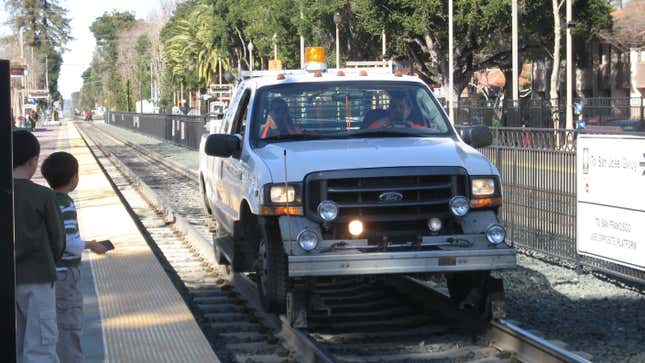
[220,89,251,224]
[209,86,244,230]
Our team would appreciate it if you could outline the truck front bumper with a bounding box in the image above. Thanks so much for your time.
[288,248,516,277]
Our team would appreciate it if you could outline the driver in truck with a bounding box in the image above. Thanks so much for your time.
[367,92,425,129]
[260,98,302,139]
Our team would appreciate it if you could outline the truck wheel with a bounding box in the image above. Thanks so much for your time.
[257,236,288,313]
[447,271,491,318]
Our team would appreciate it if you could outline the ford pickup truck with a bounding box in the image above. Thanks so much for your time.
[199,62,515,318]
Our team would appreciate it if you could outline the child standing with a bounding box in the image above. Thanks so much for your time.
[13,130,66,363]
[41,151,108,363]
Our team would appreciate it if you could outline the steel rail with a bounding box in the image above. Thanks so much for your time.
[490,319,592,363]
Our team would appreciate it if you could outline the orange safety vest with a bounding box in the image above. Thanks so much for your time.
[367,117,426,129]
[261,122,302,139]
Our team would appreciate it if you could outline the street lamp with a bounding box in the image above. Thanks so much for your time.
[448,0,454,123]
[334,12,341,69]
[272,33,278,60]
[248,41,254,72]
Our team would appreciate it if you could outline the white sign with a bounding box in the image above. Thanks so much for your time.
[577,134,645,271]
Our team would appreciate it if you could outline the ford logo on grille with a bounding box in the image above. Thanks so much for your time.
[378,191,403,202]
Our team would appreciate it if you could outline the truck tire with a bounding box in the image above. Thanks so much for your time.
[447,271,491,318]
[257,235,288,313]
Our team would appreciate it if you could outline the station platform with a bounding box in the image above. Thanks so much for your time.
[30,122,219,362]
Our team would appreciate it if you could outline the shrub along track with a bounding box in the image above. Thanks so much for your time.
[77,122,592,363]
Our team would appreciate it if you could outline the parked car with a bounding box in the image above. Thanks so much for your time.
[580,119,645,132]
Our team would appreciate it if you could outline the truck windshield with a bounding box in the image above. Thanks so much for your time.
[250,81,452,143]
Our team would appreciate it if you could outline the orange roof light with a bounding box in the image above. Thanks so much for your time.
[305,47,326,64]
[336,70,346,76]
[394,70,403,77]
[276,73,286,80]
[313,71,322,77]
[359,70,368,76]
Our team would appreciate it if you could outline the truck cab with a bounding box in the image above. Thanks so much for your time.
[199,60,515,318]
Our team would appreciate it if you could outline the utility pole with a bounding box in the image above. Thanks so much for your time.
[126,80,131,112]
[300,6,305,69]
[448,0,454,124]
[512,0,519,103]
[19,27,24,60]
[139,63,142,113]
[218,56,222,85]
[248,41,254,72]
[382,29,386,59]
[334,12,341,69]
[45,54,49,117]
[565,0,573,129]
[150,62,154,111]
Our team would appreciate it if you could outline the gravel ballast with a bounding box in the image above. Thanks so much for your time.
[494,254,644,363]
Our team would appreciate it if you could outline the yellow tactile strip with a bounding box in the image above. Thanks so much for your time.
[64,122,220,362]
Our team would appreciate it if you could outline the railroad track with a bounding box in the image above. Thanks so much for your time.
[77,122,592,363]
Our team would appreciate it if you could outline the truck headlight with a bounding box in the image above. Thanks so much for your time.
[427,217,442,232]
[267,183,302,204]
[348,220,364,236]
[317,200,338,221]
[270,185,295,203]
[486,224,506,245]
[449,196,470,216]
[297,229,319,251]
[471,178,495,197]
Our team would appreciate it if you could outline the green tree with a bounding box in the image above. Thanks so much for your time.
[5,0,72,100]
[81,11,136,111]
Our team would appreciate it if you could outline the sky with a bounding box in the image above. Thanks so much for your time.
[0,0,165,99]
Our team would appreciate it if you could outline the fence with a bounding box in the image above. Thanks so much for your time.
[448,97,645,128]
[477,127,645,285]
[105,112,210,150]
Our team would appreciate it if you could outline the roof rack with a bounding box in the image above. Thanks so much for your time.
[239,69,309,79]
[239,66,396,80]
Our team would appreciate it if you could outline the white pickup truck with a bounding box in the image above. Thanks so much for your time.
[199,64,516,317]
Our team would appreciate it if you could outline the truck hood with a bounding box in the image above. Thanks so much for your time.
[253,137,496,182]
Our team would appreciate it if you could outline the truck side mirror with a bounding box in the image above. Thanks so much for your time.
[460,125,493,148]
[205,134,240,158]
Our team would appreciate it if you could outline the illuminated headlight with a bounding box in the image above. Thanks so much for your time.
[486,224,506,245]
[270,185,296,203]
[348,220,364,236]
[472,178,495,197]
[427,217,442,232]
[317,200,339,221]
[449,196,470,216]
[297,229,320,251]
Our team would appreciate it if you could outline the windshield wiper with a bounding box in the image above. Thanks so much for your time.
[262,133,329,141]
[348,129,423,138]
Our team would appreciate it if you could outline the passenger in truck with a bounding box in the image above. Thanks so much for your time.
[365,93,426,129]
[260,98,302,139]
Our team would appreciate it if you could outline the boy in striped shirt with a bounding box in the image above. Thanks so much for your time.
[41,151,109,363]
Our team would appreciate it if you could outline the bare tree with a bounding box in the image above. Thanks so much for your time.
[599,1,645,51]
[550,0,564,129]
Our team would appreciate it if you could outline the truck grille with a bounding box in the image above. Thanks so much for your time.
[304,167,469,224]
